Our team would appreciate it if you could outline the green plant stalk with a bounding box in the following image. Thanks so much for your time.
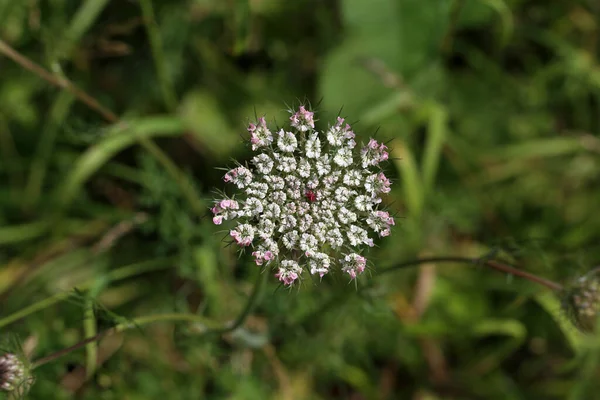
[208,268,267,335]
[56,0,110,59]
[101,162,145,185]
[0,38,118,123]
[0,258,175,329]
[55,117,185,211]
[0,292,70,330]
[535,292,583,355]
[24,91,75,210]
[440,0,465,53]
[0,39,205,218]
[0,219,114,303]
[30,312,220,370]
[0,220,52,245]
[392,144,424,220]
[83,299,97,379]
[139,0,178,111]
[29,268,267,370]
[570,343,600,400]
[23,0,110,208]
[138,137,206,215]
[422,103,448,192]
[482,0,514,48]
[0,115,23,196]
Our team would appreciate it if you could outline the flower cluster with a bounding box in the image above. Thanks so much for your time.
[563,268,600,333]
[0,353,27,392]
[212,106,394,286]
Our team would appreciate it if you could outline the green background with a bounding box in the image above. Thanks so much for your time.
[1,0,600,398]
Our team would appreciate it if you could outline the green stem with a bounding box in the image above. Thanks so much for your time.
[0,39,204,217]
[440,0,466,54]
[139,138,205,215]
[209,269,267,335]
[0,258,174,329]
[30,270,267,370]
[31,312,219,370]
[139,0,177,111]
[56,0,111,59]
[0,39,119,123]
[0,292,70,330]
[24,92,75,211]
[0,220,52,245]
[83,298,97,379]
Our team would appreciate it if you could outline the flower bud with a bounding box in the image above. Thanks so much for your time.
[0,352,32,394]
[562,268,600,333]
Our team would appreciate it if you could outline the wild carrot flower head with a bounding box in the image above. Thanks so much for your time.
[212,106,394,286]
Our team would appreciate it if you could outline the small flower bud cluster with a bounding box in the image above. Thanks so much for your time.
[212,106,394,286]
[0,353,27,392]
[563,268,600,333]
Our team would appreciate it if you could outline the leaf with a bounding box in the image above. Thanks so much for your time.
[486,137,584,160]
[535,292,583,355]
[392,142,423,219]
[55,0,111,60]
[470,318,526,373]
[480,0,514,48]
[422,103,449,192]
[56,117,185,211]
[320,0,450,120]
[179,91,239,157]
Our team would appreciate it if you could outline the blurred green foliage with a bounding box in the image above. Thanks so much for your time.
[1,0,600,398]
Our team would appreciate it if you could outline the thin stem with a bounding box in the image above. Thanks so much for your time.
[377,256,563,292]
[0,39,118,123]
[31,327,115,370]
[0,219,53,245]
[440,0,466,54]
[139,0,177,111]
[209,268,268,335]
[139,137,206,215]
[0,292,70,330]
[297,255,563,325]
[83,298,97,379]
[0,215,147,304]
[24,91,75,211]
[0,38,205,216]
[0,222,105,304]
[0,258,174,329]
[485,259,563,292]
[30,312,218,370]
[30,271,266,370]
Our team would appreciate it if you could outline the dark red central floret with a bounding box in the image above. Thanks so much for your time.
[305,190,317,202]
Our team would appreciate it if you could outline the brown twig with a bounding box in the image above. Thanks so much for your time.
[90,213,148,253]
[0,39,118,123]
[377,256,564,292]
[484,259,563,291]
[297,255,564,326]
[31,327,117,369]
[0,39,206,216]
